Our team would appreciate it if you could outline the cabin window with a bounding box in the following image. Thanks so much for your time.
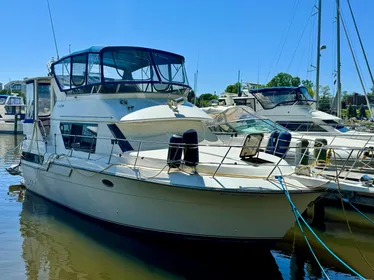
[5,105,24,115]
[0,96,7,105]
[26,82,35,120]
[52,47,190,95]
[72,54,87,87]
[153,52,186,83]
[87,53,101,84]
[60,123,98,153]
[22,152,44,164]
[37,84,51,117]
[102,49,152,82]
[8,97,22,105]
[277,122,327,132]
[54,57,71,90]
[233,98,255,110]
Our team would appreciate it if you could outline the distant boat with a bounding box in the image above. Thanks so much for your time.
[0,94,25,134]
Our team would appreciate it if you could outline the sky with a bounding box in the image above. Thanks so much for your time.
[0,0,373,97]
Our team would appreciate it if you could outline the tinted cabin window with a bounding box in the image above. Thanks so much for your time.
[60,123,97,153]
[277,122,327,132]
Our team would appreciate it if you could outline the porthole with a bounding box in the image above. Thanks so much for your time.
[102,179,114,188]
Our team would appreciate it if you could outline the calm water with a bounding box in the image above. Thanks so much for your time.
[0,134,372,279]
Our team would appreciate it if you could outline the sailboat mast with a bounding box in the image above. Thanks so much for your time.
[237,70,241,94]
[315,0,322,109]
[336,0,342,118]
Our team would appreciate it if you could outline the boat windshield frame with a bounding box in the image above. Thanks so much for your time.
[51,46,191,95]
[0,95,7,105]
[249,87,315,109]
[205,106,290,134]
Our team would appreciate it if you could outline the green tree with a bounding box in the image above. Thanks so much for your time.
[318,85,331,112]
[267,72,301,87]
[347,104,357,118]
[367,86,374,103]
[198,93,218,107]
[301,80,313,89]
[359,104,367,119]
[301,79,314,97]
[291,77,301,87]
[225,82,241,94]
[341,90,349,102]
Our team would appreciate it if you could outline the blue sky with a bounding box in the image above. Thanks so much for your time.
[0,0,373,96]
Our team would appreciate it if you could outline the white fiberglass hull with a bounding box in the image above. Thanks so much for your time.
[0,121,23,134]
[21,161,320,242]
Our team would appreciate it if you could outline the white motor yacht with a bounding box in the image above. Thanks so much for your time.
[0,94,25,134]
[203,105,374,169]
[218,86,374,140]
[19,46,325,243]
[203,105,374,203]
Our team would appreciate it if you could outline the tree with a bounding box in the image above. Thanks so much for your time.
[225,82,241,94]
[347,104,357,119]
[341,90,349,102]
[267,72,301,87]
[291,77,301,87]
[197,93,218,107]
[301,80,313,89]
[187,90,196,104]
[368,86,374,103]
[318,85,332,112]
[359,104,367,119]
[301,79,314,97]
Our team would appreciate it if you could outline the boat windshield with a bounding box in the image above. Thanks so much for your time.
[250,87,315,109]
[52,47,190,95]
[0,96,7,105]
[205,107,288,134]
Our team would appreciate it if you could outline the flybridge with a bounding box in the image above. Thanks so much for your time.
[248,86,315,109]
[51,46,191,95]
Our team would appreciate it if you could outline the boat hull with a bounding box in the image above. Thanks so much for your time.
[21,161,321,242]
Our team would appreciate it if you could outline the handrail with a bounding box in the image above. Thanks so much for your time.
[55,133,374,151]
[25,132,374,185]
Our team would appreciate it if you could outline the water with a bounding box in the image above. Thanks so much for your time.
[0,134,372,279]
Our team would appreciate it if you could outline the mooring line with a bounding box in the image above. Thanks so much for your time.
[276,176,365,279]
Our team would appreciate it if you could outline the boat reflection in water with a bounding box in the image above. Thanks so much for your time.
[277,205,374,279]
[19,191,283,279]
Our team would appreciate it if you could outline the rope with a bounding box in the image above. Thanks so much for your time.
[277,176,330,279]
[266,0,300,82]
[347,0,374,87]
[346,200,374,226]
[276,176,365,279]
[286,5,314,72]
[0,140,23,162]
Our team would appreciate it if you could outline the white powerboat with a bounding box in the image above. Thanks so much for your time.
[20,46,324,244]
[218,86,374,140]
[0,94,25,134]
[203,105,374,169]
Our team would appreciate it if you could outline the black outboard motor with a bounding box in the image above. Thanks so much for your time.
[167,134,183,168]
[183,129,199,166]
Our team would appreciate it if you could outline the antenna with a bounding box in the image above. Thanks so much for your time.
[237,69,241,94]
[257,60,260,87]
[193,54,199,105]
[69,44,71,54]
[46,0,59,60]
